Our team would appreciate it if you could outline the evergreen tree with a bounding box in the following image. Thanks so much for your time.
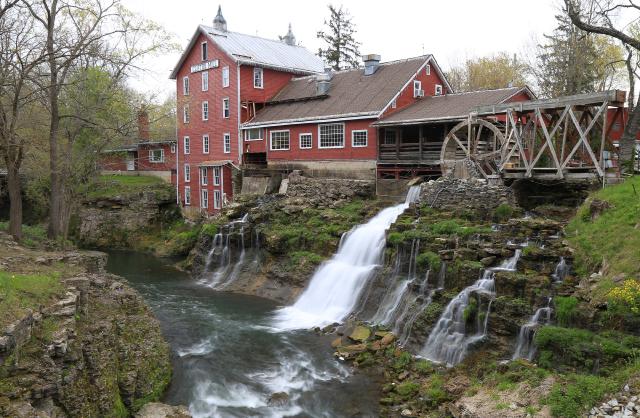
[317,5,361,71]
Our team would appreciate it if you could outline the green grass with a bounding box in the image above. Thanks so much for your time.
[546,374,619,418]
[0,271,63,328]
[566,176,640,280]
[555,296,579,327]
[85,174,168,199]
[0,222,49,248]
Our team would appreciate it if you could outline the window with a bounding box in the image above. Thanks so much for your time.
[183,76,189,95]
[425,64,431,75]
[213,190,221,209]
[299,133,312,149]
[223,133,231,154]
[213,167,221,186]
[222,98,230,118]
[253,67,263,88]
[184,164,191,182]
[244,128,263,141]
[202,101,209,121]
[201,167,208,186]
[183,105,190,124]
[184,187,191,205]
[383,130,397,145]
[203,135,209,154]
[170,143,176,154]
[270,130,290,150]
[413,80,422,98]
[222,66,229,88]
[201,190,208,208]
[319,123,345,148]
[435,84,443,96]
[183,136,190,154]
[149,149,164,163]
[352,130,368,147]
[202,71,208,91]
[391,99,397,109]
[201,42,208,61]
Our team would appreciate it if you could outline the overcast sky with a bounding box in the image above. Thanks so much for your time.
[121,0,562,100]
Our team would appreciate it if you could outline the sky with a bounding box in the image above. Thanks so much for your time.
[121,0,562,99]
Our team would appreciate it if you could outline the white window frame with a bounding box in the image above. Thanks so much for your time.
[222,98,230,118]
[413,80,422,98]
[213,166,221,186]
[184,186,191,206]
[318,123,345,149]
[201,167,208,186]
[391,99,397,109]
[149,149,164,163]
[223,133,231,154]
[183,136,190,155]
[299,133,312,149]
[183,76,189,95]
[244,128,263,141]
[351,130,368,148]
[435,84,443,96]
[203,134,209,154]
[425,64,431,75]
[253,67,263,89]
[184,164,191,182]
[222,66,230,88]
[201,189,208,209]
[213,190,221,209]
[270,130,290,151]
[202,71,209,91]
[202,101,209,121]
[170,143,176,154]
[183,105,190,124]
[201,42,208,61]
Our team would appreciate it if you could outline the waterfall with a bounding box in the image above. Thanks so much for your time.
[396,270,435,346]
[551,257,569,282]
[272,186,421,330]
[512,298,553,361]
[492,249,522,272]
[203,214,250,290]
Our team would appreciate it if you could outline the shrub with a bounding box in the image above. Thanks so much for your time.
[416,251,440,270]
[546,374,617,418]
[493,204,515,222]
[396,381,420,397]
[393,352,413,371]
[431,220,461,235]
[555,296,579,326]
[387,232,404,246]
[200,223,219,238]
[608,279,640,315]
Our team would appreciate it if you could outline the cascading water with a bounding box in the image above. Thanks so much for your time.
[273,186,421,330]
[512,298,553,361]
[203,214,251,289]
[551,257,569,282]
[420,250,522,366]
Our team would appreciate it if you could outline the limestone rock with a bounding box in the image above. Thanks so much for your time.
[349,325,371,342]
[136,403,191,418]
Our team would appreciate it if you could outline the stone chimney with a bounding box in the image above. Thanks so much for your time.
[213,5,227,31]
[363,54,381,76]
[137,109,150,142]
[282,23,296,46]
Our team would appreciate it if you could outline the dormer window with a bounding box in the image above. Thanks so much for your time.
[201,42,208,61]
[253,67,263,89]
[413,80,423,98]
[435,84,443,96]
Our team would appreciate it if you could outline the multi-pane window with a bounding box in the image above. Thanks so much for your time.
[253,67,263,88]
[202,101,209,121]
[222,98,230,118]
[183,76,189,95]
[383,130,397,145]
[201,167,208,185]
[149,149,164,163]
[183,136,190,154]
[184,187,191,205]
[244,128,263,141]
[201,42,208,61]
[435,84,443,96]
[352,130,368,147]
[183,105,190,123]
[184,164,191,182]
[299,133,312,149]
[270,130,290,150]
[223,133,231,154]
[319,123,345,148]
[222,66,229,88]
[213,190,221,209]
[203,135,209,154]
[213,167,221,186]
[201,190,208,208]
[413,80,422,97]
[202,71,208,91]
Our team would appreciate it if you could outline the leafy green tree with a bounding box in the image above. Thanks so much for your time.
[317,5,361,71]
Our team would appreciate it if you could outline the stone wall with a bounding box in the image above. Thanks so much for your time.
[420,177,517,214]
[285,171,375,208]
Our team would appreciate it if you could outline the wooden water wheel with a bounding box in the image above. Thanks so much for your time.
[440,118,506,179]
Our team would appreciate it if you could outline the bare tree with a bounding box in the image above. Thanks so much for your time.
[564,0,640,170]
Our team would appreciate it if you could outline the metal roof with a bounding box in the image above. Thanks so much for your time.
[170,25,324,79]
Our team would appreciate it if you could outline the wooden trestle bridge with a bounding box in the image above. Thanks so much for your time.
[440,90,626,181]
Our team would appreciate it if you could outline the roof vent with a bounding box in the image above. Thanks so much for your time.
[363,54,381,76]
[316,71,332,95]
[213,5,227,31]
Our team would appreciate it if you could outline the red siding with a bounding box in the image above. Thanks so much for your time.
[382,61,448,118]
[136,143,176,172]
[240,66,293,106]
[98,152,130,171]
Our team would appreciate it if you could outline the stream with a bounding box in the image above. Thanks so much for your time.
[106,251,380,418]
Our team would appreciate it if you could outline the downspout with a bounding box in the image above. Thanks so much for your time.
[237,63,242,165]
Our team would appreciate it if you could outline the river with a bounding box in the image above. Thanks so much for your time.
[105,251,380,418]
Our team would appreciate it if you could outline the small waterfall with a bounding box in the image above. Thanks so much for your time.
[437,261,446,289]
[551,257,569,282]
[397,270,435,346]
[512,298,553,361]
[492,249,522,272]
[273,186,421,330]
[203,215,250,290]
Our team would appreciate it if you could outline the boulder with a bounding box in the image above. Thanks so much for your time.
[349,325,371,342]
[135,403,191,418]
[267,392,290,408]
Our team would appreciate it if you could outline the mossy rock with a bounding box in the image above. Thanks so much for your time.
[349,325,372,342]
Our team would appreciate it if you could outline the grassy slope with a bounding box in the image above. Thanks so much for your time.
[0,271,63,329]
[86,174,167,199]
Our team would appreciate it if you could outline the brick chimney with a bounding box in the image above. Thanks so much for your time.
[137,109,150,142]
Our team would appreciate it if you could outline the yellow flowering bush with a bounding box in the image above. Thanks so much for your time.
[608,279,640,315]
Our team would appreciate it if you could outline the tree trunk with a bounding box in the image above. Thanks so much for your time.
[619,97,640,172]
[6,163,22,241]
